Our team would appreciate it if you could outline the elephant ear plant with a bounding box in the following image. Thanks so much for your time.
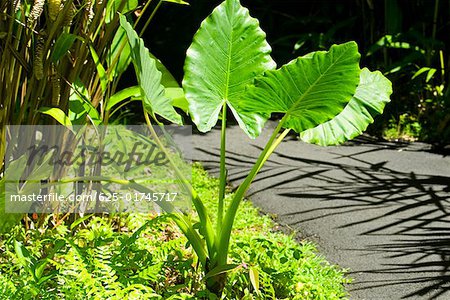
[179,0,392,295]
[0,0,392,296]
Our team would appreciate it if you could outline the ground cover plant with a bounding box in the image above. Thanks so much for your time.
[0,164,350,299]
[1,0,392,298]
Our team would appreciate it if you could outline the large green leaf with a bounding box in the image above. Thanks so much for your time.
[241,42,361,133]
[166,87,189,113]
[149,52,179,88]
[300,68,392,146]
[119,15,182,124]
[182,0,276,138]
[107,26,180,85]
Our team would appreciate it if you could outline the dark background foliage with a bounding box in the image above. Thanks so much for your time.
[142,0,450,145]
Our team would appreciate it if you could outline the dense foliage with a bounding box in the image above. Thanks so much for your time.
[148,0,449,145]
[1,0,391,297]
[0,165,350,299]
[179,0,390,294]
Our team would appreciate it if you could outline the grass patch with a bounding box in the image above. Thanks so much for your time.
[383,113,422,142]
[193,163,351,299]
[0,163,350,299]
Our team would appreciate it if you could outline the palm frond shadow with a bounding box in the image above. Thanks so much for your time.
[193,141,450,299]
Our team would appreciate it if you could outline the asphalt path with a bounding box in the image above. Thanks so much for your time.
[188,121,450,300]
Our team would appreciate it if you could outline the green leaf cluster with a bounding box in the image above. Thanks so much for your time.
[184,0,392,143]
[0,165,349,299]
[179,0,392,294]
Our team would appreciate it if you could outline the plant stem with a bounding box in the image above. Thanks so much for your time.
[135,0,154,29]
[139,0,162,38]
[217,116,288,265]
[143,111,216,260]
[217,105,227,235]
[432,0,439,43]
[427,0,440,66]
[262,128,291,167]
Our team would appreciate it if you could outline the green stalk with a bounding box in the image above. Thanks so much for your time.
[262,128,291,167]
[134,0,154,28]
[217,104,227,236]
[139,0,162,38]
[431,0,439,45]
[143,112,216,260]
[217,116,289,265]
[91,0,110,41]
[170,214,208,266]
[425,0,440,66]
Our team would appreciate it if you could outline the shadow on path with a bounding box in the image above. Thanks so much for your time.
[193,137,450,299]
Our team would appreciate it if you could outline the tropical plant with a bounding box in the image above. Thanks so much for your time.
[170,0,392,295]
[0,165,350,299]
[1,0,392,297]
[0,0,187,230]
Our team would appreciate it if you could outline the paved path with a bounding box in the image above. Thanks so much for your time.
[189,121,450,300]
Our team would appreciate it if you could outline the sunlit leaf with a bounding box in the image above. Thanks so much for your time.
[241,42,361,133]
[38,107,73,128]
[166,87,188,112]
[89,45,108,93]
[120,15,182,124]
[183,0,276,138]
[249,267,260,292]
[149,52,179,88]
[300,68,392,145]
[107,86,141,112]
[204,264,239,280]
[69,79,101,125]
[163,0,189,5]
[107,26,131,80]
[105,0,139,23]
